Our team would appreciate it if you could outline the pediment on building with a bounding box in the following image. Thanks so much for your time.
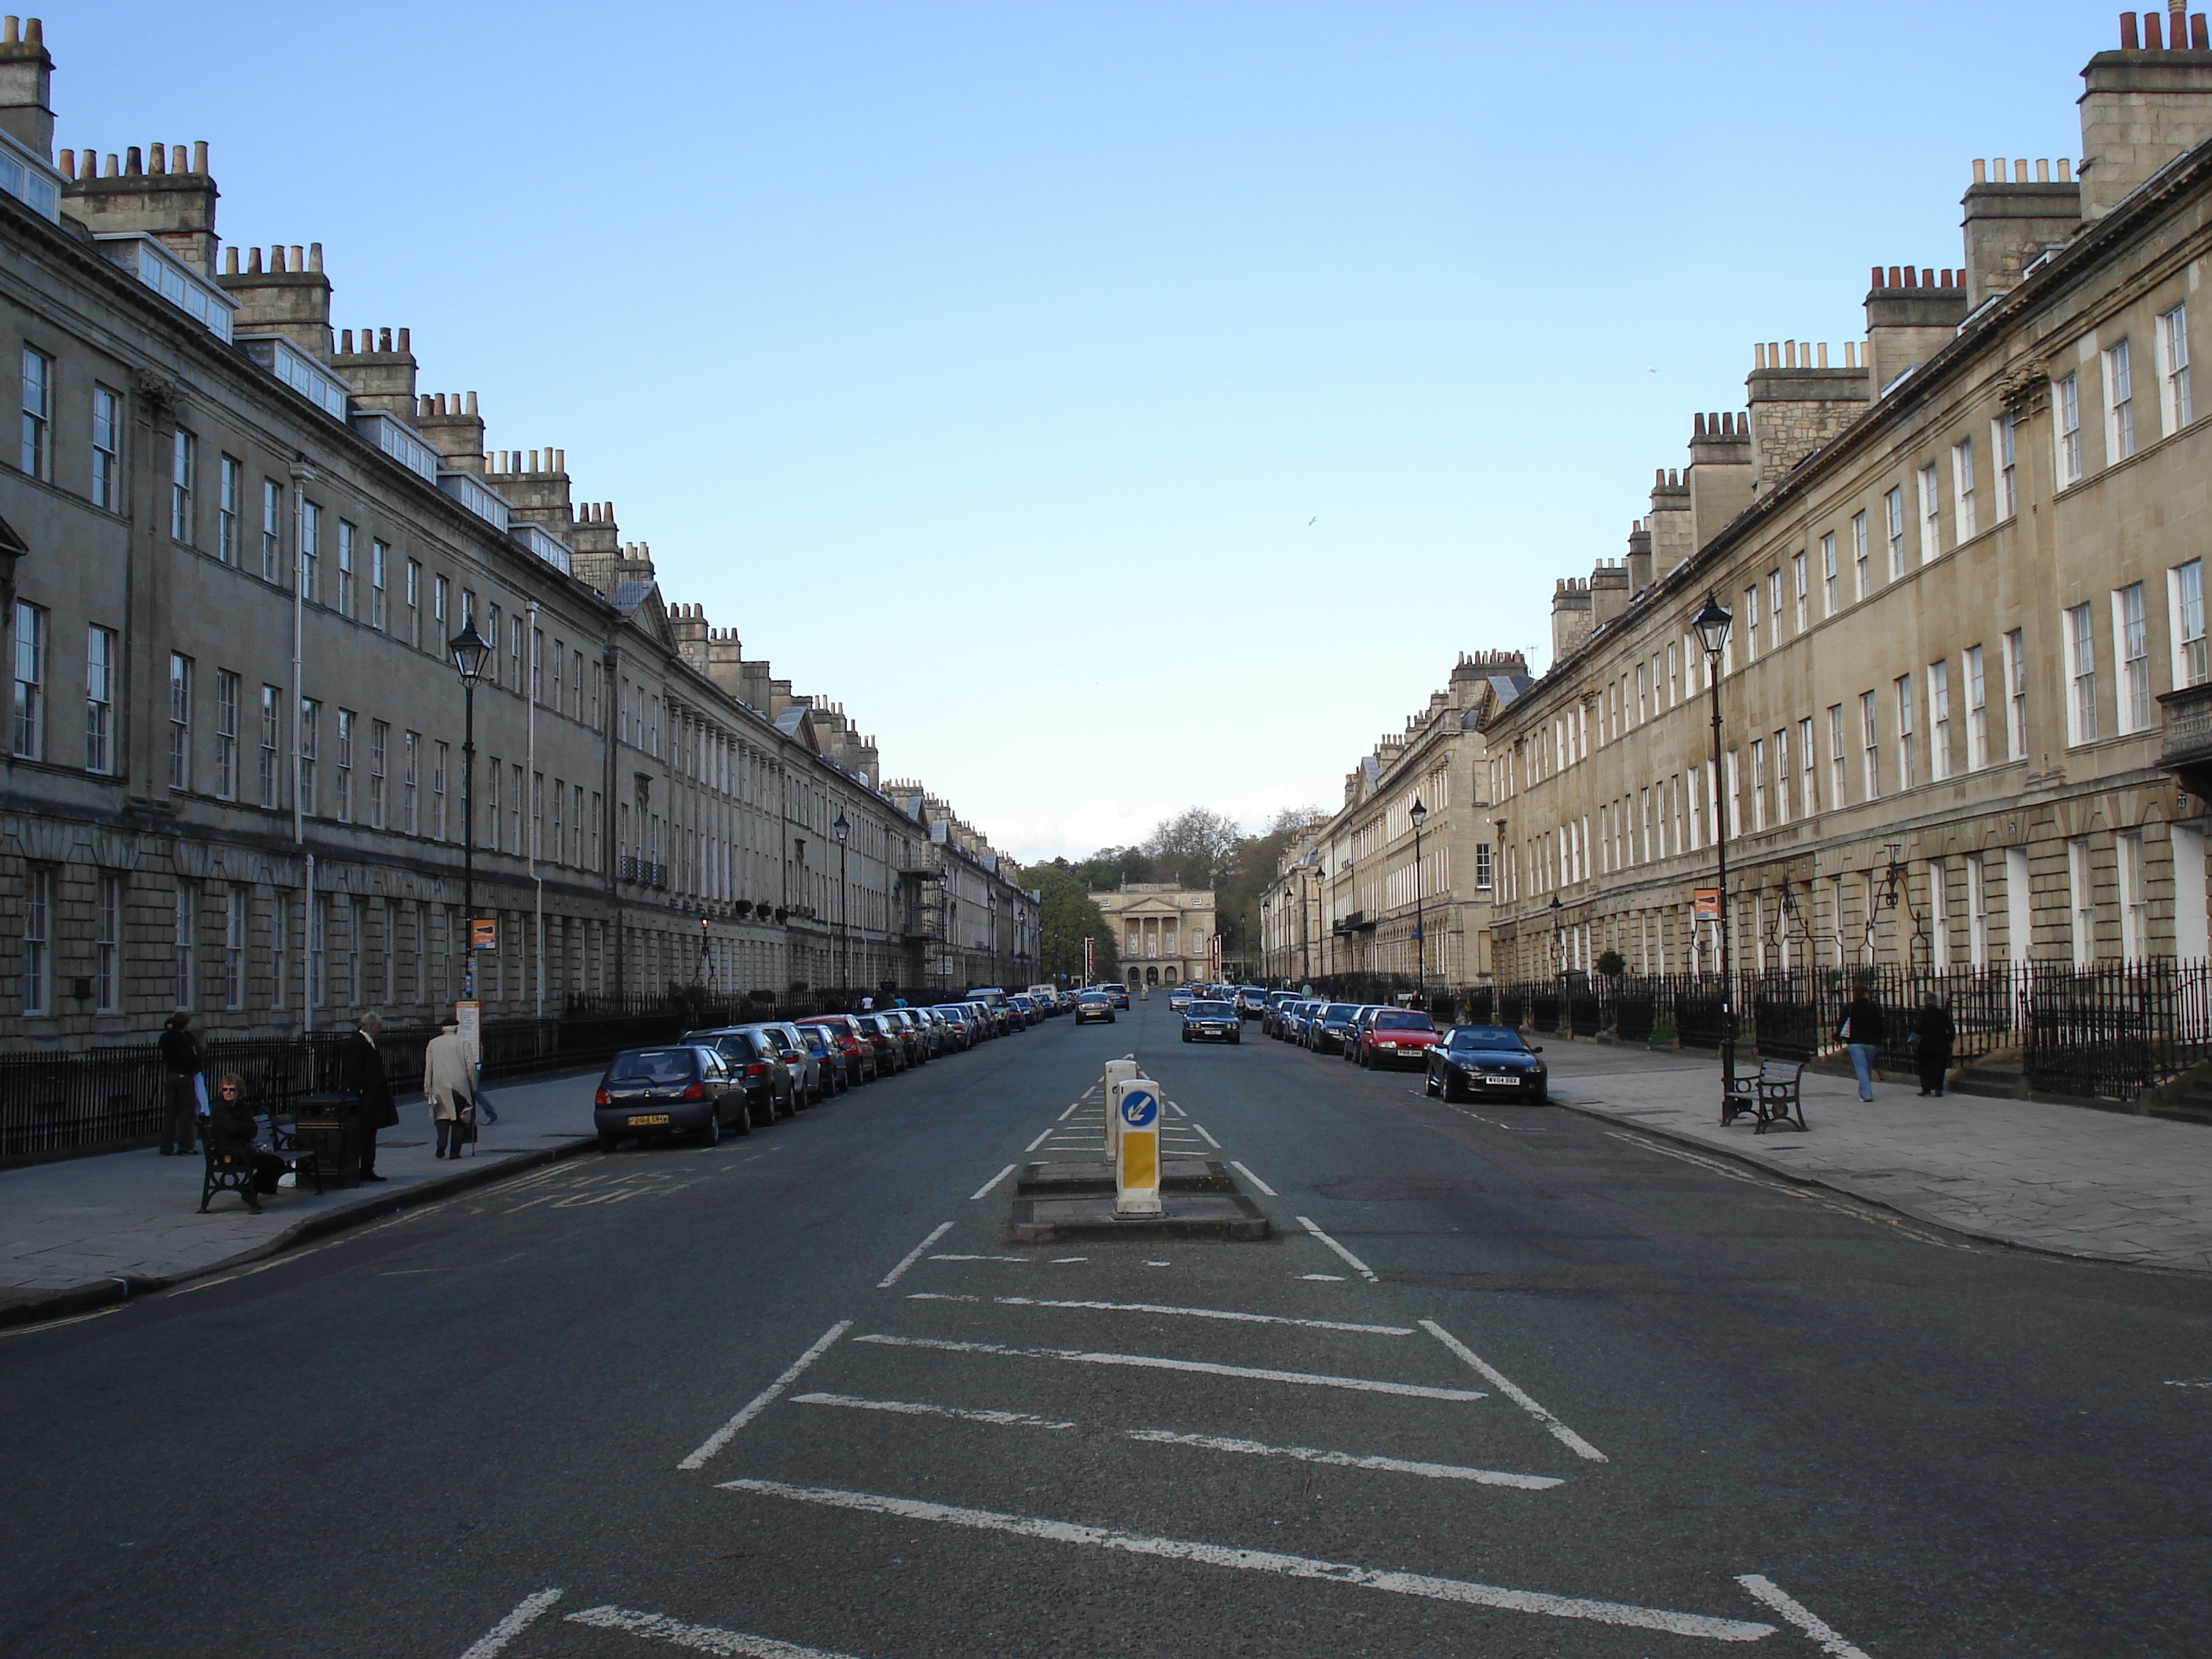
[774,702,821,751]
[613,581,675,649]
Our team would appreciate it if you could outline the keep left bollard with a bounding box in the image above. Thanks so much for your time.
[1112,1076,1162,1216]
[1102,1059,1137,1157]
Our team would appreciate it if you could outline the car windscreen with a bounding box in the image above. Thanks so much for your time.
[1445,1027,1527,1051]
[609,1049,698,1083]
[1188,1002,1234,1016]
[1375,1011,1434,1031]
[1324,1004,1357,1021]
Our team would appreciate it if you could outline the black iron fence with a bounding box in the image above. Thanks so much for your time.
[1463,961,2212,1105]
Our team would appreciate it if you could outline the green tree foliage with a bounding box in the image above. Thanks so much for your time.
[1212,805,1328,969]
[1068,845,1155,892]
[1021,862,1119,982]
[1142,808,1243,891]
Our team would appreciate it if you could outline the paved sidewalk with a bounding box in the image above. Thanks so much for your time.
[0,1068,601,1324]
[1537,1042,2212,1271]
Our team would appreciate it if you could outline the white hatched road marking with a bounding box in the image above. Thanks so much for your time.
[1123,1428,1564,1489]
[876,1222,954,1289]
[793,1392,1074,1429]
[1734,1576,1874,1658]
[716,1480,1774,1643]
[1057,1101,1084,1120]
[459,1588,564,1657]
[928,1254,1031,1264]
[565,1603,866,1658]
[852,1333,1482,1401]
[1421,1319,1608,1463]
[678,1321,853,1470]
[1297,1215,1379,1282]
[906,1292,1411,1335]
[1024,1128,1055,1152]
[1189,1122,1222,1148]
[969,1164,1018,1201]
[1228,1160,1276,1196]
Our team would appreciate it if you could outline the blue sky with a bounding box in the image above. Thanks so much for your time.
[66,2,2100,859]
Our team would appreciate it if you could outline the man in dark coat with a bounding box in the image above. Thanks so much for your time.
[1839,987,1886,1102]
[156,1011,203,1156]
[339,1011,397,1181]
[1910,995,1956,1097]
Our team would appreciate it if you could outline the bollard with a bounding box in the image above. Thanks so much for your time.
[1111,1075,1163,1215]
[1102,1059,1137,1155]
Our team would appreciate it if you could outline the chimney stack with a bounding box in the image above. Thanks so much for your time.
[0,16,53,159]
[2078,11,2212,219]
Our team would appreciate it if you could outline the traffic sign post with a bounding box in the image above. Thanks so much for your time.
[1102,1059,1137,1154]
[1111,1076,1162,1216]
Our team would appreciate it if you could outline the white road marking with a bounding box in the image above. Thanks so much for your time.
[1123,1429,1565,1489]
[970,1164,1018,1201]
[1167,1101,1187,1116]
[1228,1160,1276,1196]
[928,1254,1030,1263]
[911,1293,1412,1335]
[1188,1122,1222,1148]
[1296,1215,1379,1282]
[716,1480,1774,1642]
[793,1391,1075,1429]
[564,1603,865,1658]
[851,1334,1483,1401]
[876,1222,954,1289]
[1420,1319,1608,1463]
[1300,1273,1346,1282]
[460,1587,564,1657]
[1049,1256,1088,1263]
[1734,1575,1873,1658]
[678,1320,854,1470]
[1057,1101,1084,1120]
[1024,1128,1055,1152]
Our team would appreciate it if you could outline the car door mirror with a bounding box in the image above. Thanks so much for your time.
[1529,1046,1544,1053]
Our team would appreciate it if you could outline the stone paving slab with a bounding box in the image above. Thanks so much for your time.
[1538,1045,2212,1271]
[0,1069,602,1324]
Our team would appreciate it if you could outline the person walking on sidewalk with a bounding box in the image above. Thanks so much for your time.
[339,1012,397,1182]
[157,1012,204,1156]
[423,1021,475,1159]
[1910,995,1956,1097]
[1838,987,1886,1102]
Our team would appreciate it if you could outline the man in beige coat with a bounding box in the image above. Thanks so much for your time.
[423,1022,476,1159]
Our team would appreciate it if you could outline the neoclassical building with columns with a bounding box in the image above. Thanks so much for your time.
[1094,883,1217,987]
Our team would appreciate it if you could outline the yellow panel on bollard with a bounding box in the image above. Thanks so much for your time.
[1102,1060,1138,1156]
[1112,1076,1163,1216]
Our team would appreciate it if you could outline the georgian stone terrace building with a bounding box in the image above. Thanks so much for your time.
[1483,13,2212,986]
[0,19,1035,1049]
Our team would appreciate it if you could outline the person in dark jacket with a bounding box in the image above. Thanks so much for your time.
[1839,987,1886,1102]
[206,1073,285,1213]
[1910,995,1956,1097]
[157,1011,203,1156]
[339,1011,397,1181]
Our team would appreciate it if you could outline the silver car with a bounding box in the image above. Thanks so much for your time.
[758,1020,828,1104]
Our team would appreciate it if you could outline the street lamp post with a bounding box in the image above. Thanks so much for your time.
[1408,797,1429,1002]
[448,620,495,1001]
[1690,591,1738,1107]
[833,810,851,1001]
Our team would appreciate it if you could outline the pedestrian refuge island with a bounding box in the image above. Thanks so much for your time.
[1002,1060,1270,1243]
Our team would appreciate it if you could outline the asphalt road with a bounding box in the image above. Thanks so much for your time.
[4,1000,2210,1658]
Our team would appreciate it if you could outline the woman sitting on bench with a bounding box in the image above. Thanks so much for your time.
[207,1073,287,1214]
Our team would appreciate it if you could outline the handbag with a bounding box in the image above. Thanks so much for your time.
[192,1073,211,1117]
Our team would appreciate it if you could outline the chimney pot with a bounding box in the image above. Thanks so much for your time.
[396,327,409,352]
[2145,7,2165,46]
[192,140,207,174]
[2122,10,2141,49]
[222,246,238,274]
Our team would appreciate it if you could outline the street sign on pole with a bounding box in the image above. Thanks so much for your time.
[456,999,482,1068]
[470,916,498,950]
[1083,936,1095,982]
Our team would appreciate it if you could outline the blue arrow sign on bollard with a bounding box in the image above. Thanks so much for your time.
[1119,1087,1158,1130]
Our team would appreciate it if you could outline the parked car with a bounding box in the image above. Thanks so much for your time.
[1356,1008,1441,1070]
[795,1013,878,1083]
[1302,1003,1355,1053]
[914,1006,958,1053]
[1236,986,1270,1019]
[1262,991,1301,1035]
[1181,998,1242,1044]
[1167,987,1195,1011]
[1106,984,1131,1010]
[595,1044,753,1150]
[1283,999,1321,1043]
[854,1013,908,1073]
[881,1009,931,1066]
[932,1002,980,1044]
[789,1022,852,1093]
[1341,1005,1389,1060]
[686,1025,808,1116]
[1075,989,1115,1024]
[1425,1024,1548,1103]
[1008,994,1038,1028]
[756,1020,830,1103]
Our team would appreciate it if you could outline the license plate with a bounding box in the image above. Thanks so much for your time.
[627,1112,672,1126]
[1483,1077,1520,1086]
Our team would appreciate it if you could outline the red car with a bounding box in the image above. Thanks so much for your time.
[1356,1009,1441,1070]
[796,1014,878,1083]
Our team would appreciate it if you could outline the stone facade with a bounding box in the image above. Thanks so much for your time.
[1094,884,1217,987]
[0,20,1036,1049]
[1260,653,1529,990]
[1482,16,2212,986]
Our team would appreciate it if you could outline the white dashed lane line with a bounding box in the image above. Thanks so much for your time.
[969,1164,1019,1201]
[851,1334,1484,1401]
[792,1392,1075,1430]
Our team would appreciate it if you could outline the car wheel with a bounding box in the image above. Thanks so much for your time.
[748,1093,774,1130]
[1529,1083,1547,1105]
[597,1133,621,1153]
[701,1108,721,1148]
[1181,1032,1191,1042]
[727,1096,751,1135]
[1444,1071,1468,1103]
[1229,1035,1241,1045]
[1424,1071,1438,1097]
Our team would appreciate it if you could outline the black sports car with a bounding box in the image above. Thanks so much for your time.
[1424,1024,1547,1103]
